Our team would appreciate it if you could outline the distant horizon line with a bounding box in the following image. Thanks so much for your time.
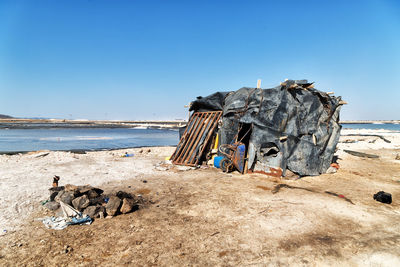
[1,117,400,124]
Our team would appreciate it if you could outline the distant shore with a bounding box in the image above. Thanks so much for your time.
[1,118,399,129]
[340,120,400,124]
[0,118,186,129]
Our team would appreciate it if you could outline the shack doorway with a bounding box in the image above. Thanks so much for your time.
[237,123,252,172]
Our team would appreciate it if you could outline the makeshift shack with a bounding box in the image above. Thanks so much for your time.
[170,79,344,176]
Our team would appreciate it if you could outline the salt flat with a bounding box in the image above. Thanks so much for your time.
[0,130,399,265]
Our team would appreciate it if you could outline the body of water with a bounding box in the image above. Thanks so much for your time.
[341,123,400,131]
[0,128,179,153]
[0,123,399,153]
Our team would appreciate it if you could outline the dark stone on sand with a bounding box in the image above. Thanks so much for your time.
[89,195,106,206]
[106,196,121,216]
[87,189,101,199]
[64,184,79,194]
[49,191,59,201]
[77,185,104,197]
[45,201,60,211]
[48,186,65,194]
[55,191,76,206]
[72,195,90,211]
[120,198,137,214]
[83,205,105,218]
[373,191,392,204]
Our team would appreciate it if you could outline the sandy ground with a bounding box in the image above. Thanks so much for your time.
[0,129,400,266]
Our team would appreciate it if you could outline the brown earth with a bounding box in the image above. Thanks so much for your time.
[1,147,400,266]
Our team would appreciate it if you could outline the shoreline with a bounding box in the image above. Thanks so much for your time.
[0,119,186,129]
[0,145,176,156]
[1,118,400,129]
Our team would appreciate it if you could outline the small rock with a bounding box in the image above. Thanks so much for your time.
[142,180,147,183]
[59,191,76,206]
[54,190,64,202]
[120,198,137,214]
[105,196,121,216]
[76,185,92,194]
[83,205,106,218]
[82,206,98,218]
[49,191,59,201]
[98,211,105,219]
[78,186,104,197]
[64,184,79,193]
[48,186,65,194]
[72,195,90,211]
[64,245,73,254]
[395,154,400,160]
[373,191,392,204]
[44,201,60,211]
[87,189,100,199]
[96,206,106,218]
[146,149,151,153]
[90,195,106,206]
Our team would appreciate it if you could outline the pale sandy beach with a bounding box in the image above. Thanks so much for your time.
[0,129,400,265]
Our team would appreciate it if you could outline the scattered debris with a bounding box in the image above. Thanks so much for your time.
[52,175,60,187]
[341,139,357,143]
[330,163,340,169]
[343,150,379,159]
[373,191,392,204]
[326,162,340,174]
[341,134,391,143]
[325,191,355,205]
[258,206,271,214]
[35,152,49,158]
[326,167,337,174]
[123,152,134,157]
[42,184,143,228]
[256,185,271,191]
[42,201,92,230]
[176,165,196,171]
[64,245,73,254]
[271,184,316,194]
[272,185,355,205]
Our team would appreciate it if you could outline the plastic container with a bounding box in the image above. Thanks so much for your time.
[213,156,224,168]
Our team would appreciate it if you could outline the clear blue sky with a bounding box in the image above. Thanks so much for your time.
[1,0,399,120]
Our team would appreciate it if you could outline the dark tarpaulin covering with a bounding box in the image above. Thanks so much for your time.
[189,80,342,176]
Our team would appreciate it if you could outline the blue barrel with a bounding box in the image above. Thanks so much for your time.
[214,156,224,168]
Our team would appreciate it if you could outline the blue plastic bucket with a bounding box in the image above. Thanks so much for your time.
[214,156,224,168]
